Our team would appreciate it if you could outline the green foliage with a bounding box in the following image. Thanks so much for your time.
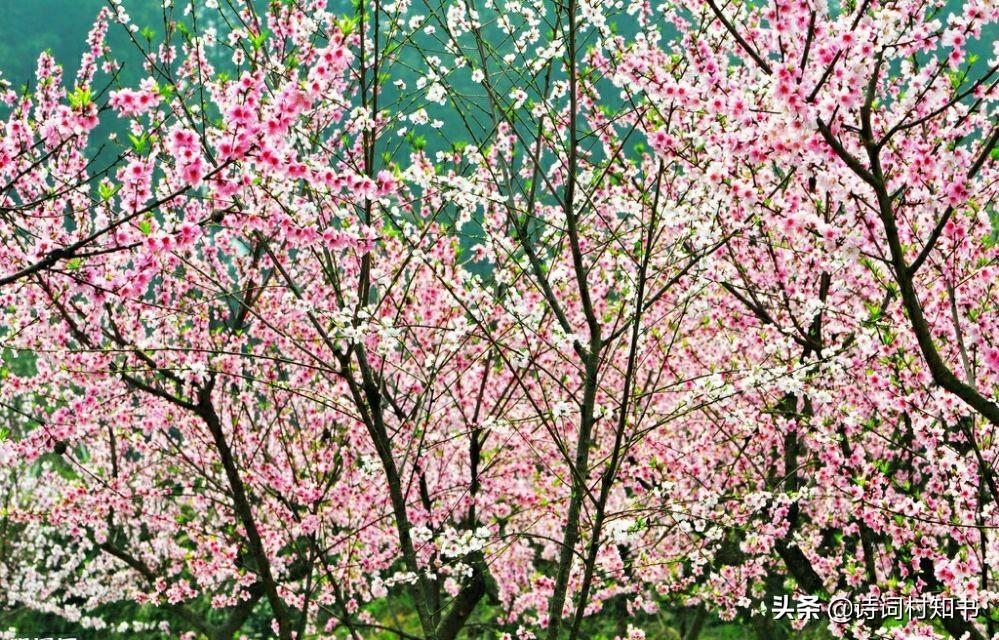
[338,15,360,35]
[250,29,269,52]
[128,131,150,154]
[153,82,174,100]
[67,84,91,109]
[98,181,122,201]
[1,347,37,378]
[987,207,999,247]
[406,130,427,150]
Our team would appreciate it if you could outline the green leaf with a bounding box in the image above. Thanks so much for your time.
[338,16,358,35]
[68,85,92,109]
[986,207,999,248]
[250,30,270,52]
[98,182,121,201]
[138,220,152,235]
[128,132,149,154]
[154,83,175,100]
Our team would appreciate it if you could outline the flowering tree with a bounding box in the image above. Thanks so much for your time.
[0,0,996,639]
[613,0,998,638]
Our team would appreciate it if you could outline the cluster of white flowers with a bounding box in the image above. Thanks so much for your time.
[349,106,375,132]
[445,2,470,36]
[437,525,490,559]
[509,89,529,110]
[605,517,637,544]
[412,524,433,543]
[375,320,403,356]
[551,402,574,420]
[774,368,807,397]
[369,563,436,600]
[358,454,382,477]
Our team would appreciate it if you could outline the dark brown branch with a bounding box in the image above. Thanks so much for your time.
[704,0,773,75]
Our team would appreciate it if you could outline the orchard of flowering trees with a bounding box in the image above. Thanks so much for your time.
[0,0,995,638]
